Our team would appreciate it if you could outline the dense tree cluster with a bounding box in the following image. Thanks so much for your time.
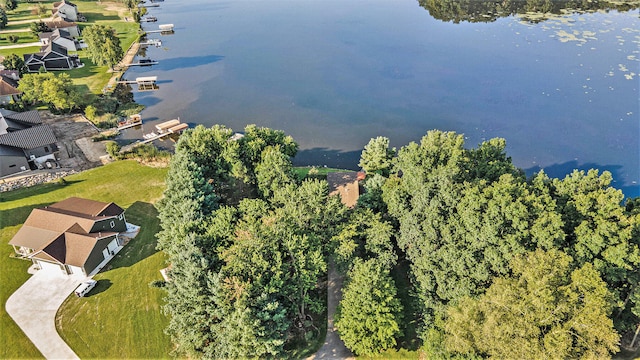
[156,125,638,358]
[18,73,82,112]
[156,125,346,358]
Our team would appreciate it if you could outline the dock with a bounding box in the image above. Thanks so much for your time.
[117,114,142,130]
[116,76,159,91]
[119,118,189,153]
[140,39,162,47]
[141,16,157,22]
[125,59,158,67]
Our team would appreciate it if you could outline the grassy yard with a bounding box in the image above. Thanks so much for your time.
[0,0,141,94]
[0,161,171,359]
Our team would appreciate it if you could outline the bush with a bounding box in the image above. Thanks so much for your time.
[122,143,171,162]
[92,130,119,142]
[117,102,145,117]
[8,35,18,43]
[84,105,97,121]
[93,113,119,129]
[105,141,121,158]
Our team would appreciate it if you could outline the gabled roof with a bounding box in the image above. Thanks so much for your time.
[39,42,68,57]
[0,125,56,150]
[8,224,61,250]
[327,172,361,208]
[44,18,78,30]
[0,70,19,80]
[9,197,126,270]
[53,0,77,9]
[4,110,42,126]
[49,197,125,217]
[0,75,20,96]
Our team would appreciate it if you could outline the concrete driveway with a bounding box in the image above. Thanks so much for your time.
[6,269,87,360]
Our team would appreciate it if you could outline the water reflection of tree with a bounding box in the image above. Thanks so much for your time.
[418,0,640,23]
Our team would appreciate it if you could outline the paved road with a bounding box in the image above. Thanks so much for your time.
[6,269,87,360]
[0,28,30,34]
[7,18,45,25]
[307,262,354,360]
[0,42,41,49]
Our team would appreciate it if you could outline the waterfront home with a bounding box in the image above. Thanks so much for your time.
[23,43,81,72]
[39,29,79,52]
[44,18,80,37]
[0,109,58,177]
[8,197,128,276]
[51,0,79,22]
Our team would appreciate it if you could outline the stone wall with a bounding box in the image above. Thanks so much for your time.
[0,170,77,193]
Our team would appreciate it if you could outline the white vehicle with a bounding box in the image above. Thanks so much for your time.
[74,280,97,297]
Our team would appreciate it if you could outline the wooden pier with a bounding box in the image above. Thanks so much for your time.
[117,114,142,130]
[116,76,159,91]
[118,119,189,153]
[140,39,162,47]
[125,59,158,67]
[141,16,157,22]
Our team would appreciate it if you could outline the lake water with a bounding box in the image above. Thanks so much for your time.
[123,0,640,197]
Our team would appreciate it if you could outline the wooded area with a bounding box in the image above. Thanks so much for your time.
[156,126,640,358]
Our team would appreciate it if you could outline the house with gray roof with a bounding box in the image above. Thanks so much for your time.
[39,28,79,52]
[0,109,58,177]
[51,0,79,22]
[9,197,128,276]
[23,42,81,72]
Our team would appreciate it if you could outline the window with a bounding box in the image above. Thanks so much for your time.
[9,164,16,168]
[118,213,123,221]
[110,221,115,228]
[44,146,49,152]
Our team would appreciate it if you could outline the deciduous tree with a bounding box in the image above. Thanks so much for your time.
[1,53,27,75]
[82,25,123,69]
[336,258,403,356]
[444,249,620,359]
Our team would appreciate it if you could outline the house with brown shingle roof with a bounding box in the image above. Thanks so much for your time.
[327,171,365,208]
[9,197,128,276]
[0,74,20,104]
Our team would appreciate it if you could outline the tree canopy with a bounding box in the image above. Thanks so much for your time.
[18,73,82,112]
[1,53,27,75]
[155,125,639,358]
[82,25,123,69]
[444,249,619,358]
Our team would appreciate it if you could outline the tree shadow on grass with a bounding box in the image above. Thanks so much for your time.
[101,201,161,271]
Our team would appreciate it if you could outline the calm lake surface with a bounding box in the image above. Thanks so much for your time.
[124,0,640,197]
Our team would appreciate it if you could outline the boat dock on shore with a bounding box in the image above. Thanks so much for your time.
[119,118,188,153]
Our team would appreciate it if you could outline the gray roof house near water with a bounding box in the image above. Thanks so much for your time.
[0,109,59,177]
[9,197,128,277]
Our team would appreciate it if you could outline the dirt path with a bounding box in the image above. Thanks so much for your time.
[307,262,354,360]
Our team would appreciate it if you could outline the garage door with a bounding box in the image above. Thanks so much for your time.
[66,265,84,276]
[38,260,64,274]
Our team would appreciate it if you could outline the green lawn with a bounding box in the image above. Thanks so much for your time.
[0,161,171,359]
[0,0,140,94]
